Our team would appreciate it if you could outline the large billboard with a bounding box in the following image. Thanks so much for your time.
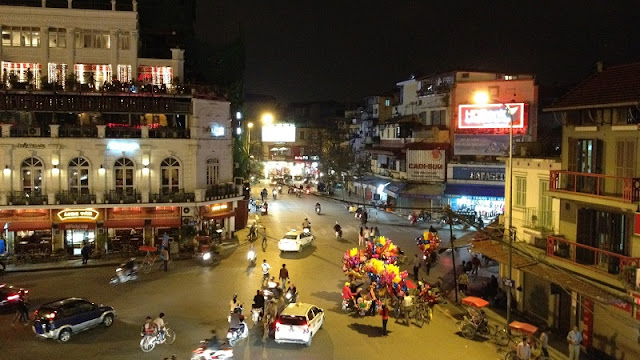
[454,134,511,156]
[407,149,446,182]
[262,123,296,142]
[458,103,525,129]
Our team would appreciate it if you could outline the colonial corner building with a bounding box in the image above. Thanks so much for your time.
[0,0,244,257]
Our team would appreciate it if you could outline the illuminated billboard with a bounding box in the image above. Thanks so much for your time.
[262,123,296,142]
[458,103,525,129]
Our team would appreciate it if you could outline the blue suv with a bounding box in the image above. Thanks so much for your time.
[33,298,115,342]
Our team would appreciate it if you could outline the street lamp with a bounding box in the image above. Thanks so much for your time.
[246,122,254,153]
[473,91,515,332]
[261,113,274,126]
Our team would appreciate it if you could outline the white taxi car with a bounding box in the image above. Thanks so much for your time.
[278,230,314,252]
[275,302,324,346]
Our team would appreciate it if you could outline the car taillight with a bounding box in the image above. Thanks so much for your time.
[193,347,204,354]
[275,321,281,329]
[7,294,20,301]
[45,313,56,320]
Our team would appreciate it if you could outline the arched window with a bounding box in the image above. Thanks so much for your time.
[206,158,219,186]
[21,157,43,194]
[114,157,134,194]
[161,157,180,194]
[68,157,90,194]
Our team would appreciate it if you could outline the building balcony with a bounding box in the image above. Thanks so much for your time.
[9,126,49,137]
[150,190,195,203]
[522,207,555,233]
[59,125,98,138]
[107,189,141,204]
[149,127,190,139]
[8,191,47,205]
[105,127,141,138]
[549,170,640,205]
[547,235,640,286]
[55,191,97,205]
[204,183,239,201]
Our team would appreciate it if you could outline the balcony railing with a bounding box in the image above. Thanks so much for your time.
[150,189,195,203]
[55,191,96,205]
[549,170,640,203]
[8,191,46,205]
[107,189,141,204]
[59,126,98,138]
[149,127,190,139]
[205,183,239,200]
[105,127,141,138]
[547,236,640,284]
[9,126,49,137]
[522,207,554,232]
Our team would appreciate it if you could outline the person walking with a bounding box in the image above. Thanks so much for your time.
[279,264,289,288]
[361,210,368,226]
[373,226,380,238]
[412,254,421,280]
[380,302,389,335]
[13,299,29,325]
[81,241,91,265]
[516,336,531,360]
[425,253,432,276]
[458,272,469,296]
[471,255,481,276]
[261,259,271,286]
[539,326,550,359]
[358,227,364,247]
[566,326,582,360]
[0,236,7,272]
[161,246,169,272]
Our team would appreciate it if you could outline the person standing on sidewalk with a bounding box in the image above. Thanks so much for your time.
[0,236,7,272]
[425,253,432,276]
[516,336,531,360]
[380,302,389,335]
[471,255,481,276]
[161,247,169,272]
[566,326,582,360]
[358,227,364,247]
[539,326,550,358]
[458,272,469,296]
[412,254,421,280]
[279,264,289,288]
[81,241,91,265]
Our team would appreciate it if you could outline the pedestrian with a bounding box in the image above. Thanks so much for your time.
[539,326,550,358]
[348,188,352,197]
[566,326,582,360]
[361,210,368,226]
[380,302,389,335]
[459,260,467,274]
[471,255,481,276]
[464,260,473,273]
[363,227,369,243]
[373,226,380,238]
[358,227,364,247]
[0,236,7,272]
[412,254,421,280]
[458,272,469,295]
[261,259,271,286]
[425,254,432,276]
[13,299,29,325]
[279,264,289,288]
[161,247,169,271]
[81,241,91,265]
[516,336,531,360]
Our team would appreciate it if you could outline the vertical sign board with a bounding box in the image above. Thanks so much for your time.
[406,149,446,182]
[582,298,594,347]
[634,213,640,235]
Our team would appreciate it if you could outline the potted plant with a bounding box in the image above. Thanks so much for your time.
[8,73,19,90]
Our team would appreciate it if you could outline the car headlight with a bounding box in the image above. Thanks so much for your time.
[203,252,211,261]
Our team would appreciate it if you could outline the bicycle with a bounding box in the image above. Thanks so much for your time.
[139,246,171,274]
[140,327,176,352]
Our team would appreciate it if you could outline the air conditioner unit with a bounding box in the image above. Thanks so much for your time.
[182,206,196,217]
[28,127,41,136]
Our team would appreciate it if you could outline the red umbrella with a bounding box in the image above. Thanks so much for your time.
[405,279,417,289]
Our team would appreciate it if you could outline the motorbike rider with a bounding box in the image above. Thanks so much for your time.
[253,290,265,309]
[142,316,155,336]
[315,202,321,212]
[333,222,342,237]
[122,258,138,277]
[286,283,297,300]
[248,244,257,262]
[272,188,277,200]
[153,312,167,341]
[261,188,267,201]
[230,294,242,314]
[207,334,220,352]
[229,307,245,330]
[302,218,311,232]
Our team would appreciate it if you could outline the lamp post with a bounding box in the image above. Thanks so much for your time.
[246,122,254,154]
[473,91,515,332]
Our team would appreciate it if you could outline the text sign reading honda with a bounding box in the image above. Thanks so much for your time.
[407,149,445,182]
[458,103,525,129]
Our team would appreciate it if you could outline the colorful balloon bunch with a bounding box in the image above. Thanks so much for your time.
[363,258,410,295]
[365,236,401,264]
[416,230,441,257]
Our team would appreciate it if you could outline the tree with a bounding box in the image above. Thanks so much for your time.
[319,122,354,184]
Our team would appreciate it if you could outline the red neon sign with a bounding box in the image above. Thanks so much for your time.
[458,103,525,129]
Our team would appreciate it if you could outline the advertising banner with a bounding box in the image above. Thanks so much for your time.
[406,149,445,182]
[454,134,511,156]
[262,123,296,142]
[458,103,525,129]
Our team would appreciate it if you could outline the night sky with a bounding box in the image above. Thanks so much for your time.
[196,0,640,103]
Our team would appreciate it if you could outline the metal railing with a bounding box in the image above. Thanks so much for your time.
[522,207,554,232]
[107,189,141,204]
[150,190,195,203]
[547,236,640,283]
[148,127,190,139]
[59,126,98,138]
[8,191,46,205]
[55,191,96,205]
[105,127,141,138]
[549,170,640,203]
[204,183,239,200]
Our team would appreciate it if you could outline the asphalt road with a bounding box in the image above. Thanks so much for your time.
[0,187,505,360]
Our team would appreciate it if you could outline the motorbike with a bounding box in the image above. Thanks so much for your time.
[341,298,358,313]
[109,261,139,285]
[198,250,221,266]
[315,205,321,215]
[140,328,176,352]
[247,248,257,265]
[284,289,298,304]
[251,307,263,323]
[272,190,277,200]
[278,185,282,194]
[305,187,311,195]
[335,230,342,240]
[226,321,248,347]
[191,340,234,360]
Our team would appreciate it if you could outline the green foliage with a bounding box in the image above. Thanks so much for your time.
[180,225,197,244]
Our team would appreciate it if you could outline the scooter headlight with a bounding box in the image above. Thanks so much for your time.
[203,252,212,261]
[226,331,232,339]
[248,250,256,259]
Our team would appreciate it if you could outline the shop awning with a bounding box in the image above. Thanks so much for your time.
[58,222,96,230]
[445,183,504,198]
[400,184,445,199]
[150,218,181,228]
[7,221,52,231]
[202,211,235,220]
[384,182,407,198]
[103,219,145,229]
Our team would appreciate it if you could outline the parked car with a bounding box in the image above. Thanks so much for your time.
[275,302,324,346]
[0,284,29,313]
[278,230,314,252]
[33,298,115,342]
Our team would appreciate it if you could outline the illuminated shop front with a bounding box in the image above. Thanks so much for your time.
[263,158,318,179]
[1,61,42,87]
[56,208,100,255]
[138,65,173,86]
[75,64,112,88]
[48,63,68,86]
[200,203,235,240]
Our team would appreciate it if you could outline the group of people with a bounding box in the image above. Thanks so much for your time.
[141,313,168,340]
[357,226,380,247]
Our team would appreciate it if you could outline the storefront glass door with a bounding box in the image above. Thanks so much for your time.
[65,229,95,255]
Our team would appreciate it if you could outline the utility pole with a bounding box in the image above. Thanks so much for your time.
[449,211,458,303]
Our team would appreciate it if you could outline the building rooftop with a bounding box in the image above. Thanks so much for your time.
[0,0,134,11]
[546,62,640,111]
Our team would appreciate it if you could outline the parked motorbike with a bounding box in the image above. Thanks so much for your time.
[191,340,234,360]
[109,260,139,285]
[226,321,248,347]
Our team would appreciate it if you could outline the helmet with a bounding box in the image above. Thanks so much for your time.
[345,282,350,286]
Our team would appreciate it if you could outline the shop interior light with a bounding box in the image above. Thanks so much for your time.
[3,165,10,175]
[98,165,106,175]
[51,165,59,175]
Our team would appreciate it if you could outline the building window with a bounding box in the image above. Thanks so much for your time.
[430,110,446,126]
[114,157,134,194]
[68,157,90,194]
[515,176,527,207]
[385,99,390,107]
[48,28,66,48]
[137,65,173,86]
[161,157,180,194]
[1,26,40,47]
[74,64,112,88]
[117,64,132,83]
[206,158,219,186]
[299,131,305,140]
[2,62,42,87]
[21,157,43,194]
[74,29,110,49]
[118,31,130,50]
[48,63,68,86]
[461,72,470,79]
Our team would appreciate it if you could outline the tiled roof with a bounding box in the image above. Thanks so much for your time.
[547,62,640,110]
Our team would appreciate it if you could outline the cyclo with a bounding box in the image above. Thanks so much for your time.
[504,321,547,360]
[458,296,509,346]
